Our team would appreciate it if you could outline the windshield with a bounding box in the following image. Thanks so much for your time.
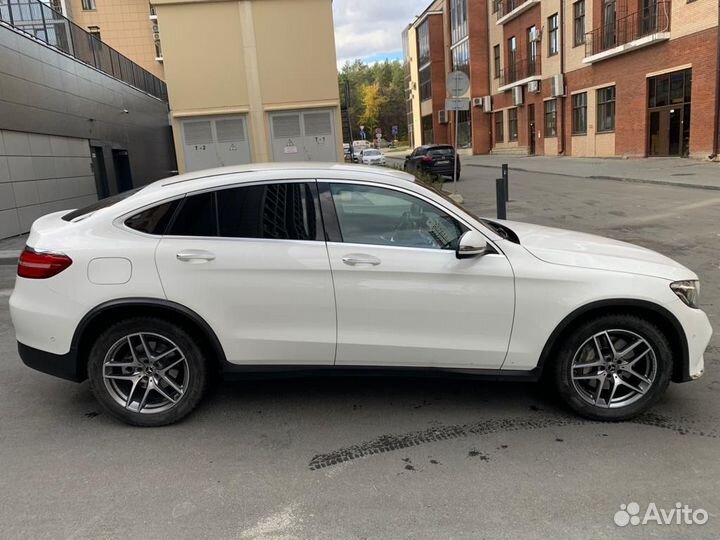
[364,150,380,156]
[428,147,454,157]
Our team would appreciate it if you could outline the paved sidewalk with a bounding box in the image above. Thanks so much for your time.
[384,151,720,190]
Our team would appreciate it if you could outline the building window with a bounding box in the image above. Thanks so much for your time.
[493,45,501,79]
[419,66,432,101]
[82,0,96,10]
[154,39,163,58]
[450,0,468,45]
[573,1,585,46]
[457,110,472,148]
[451,40,470,77]
[495,111,504,143]
[597,86,616,132]
[88,25,101,41]
[527,26,538,75]
[548,13,559,56]
[572,93,587,134]
[544,99,558,137]
[508,108,518,141]
[508,36,517,79]
[417,21,430,67]
[422,114,434,144]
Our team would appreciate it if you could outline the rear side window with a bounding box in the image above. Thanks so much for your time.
[165,183,318,240]
[167,192,217,237]
[125,200,180,235]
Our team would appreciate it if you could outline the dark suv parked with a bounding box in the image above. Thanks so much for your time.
[403,145,460,180]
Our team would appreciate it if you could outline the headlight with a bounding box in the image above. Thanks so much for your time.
[670,280,699,308]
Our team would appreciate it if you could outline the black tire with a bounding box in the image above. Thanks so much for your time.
[552,314,672,421]
[87,317,208,427]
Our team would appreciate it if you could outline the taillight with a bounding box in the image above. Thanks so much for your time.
[17,247,73,279]
[422,155,433,162]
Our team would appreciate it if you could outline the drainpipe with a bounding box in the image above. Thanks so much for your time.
[559,0,566,155]
[712,0,720,158]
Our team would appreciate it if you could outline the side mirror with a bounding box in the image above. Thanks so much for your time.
[456,230,490,259]
[404,155,410,161]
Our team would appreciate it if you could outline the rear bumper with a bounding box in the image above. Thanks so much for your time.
[17,342,84,382]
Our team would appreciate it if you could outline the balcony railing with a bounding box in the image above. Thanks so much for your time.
[494,0,538,22]
[500,57,538,87]
[0,0,167,100]
[585,1,671,58]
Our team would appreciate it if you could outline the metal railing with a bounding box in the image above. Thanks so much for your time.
[585,1,671,57]
[0,0,167,100]
[500,57,538,86]
[495,0,532,19]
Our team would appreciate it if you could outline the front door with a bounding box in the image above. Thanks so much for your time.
[528,104,536,155]
[155,180,336,365]
[648,69,692,157]
[320,181,515,369]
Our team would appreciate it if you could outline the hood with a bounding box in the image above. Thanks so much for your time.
[498,220,695,281]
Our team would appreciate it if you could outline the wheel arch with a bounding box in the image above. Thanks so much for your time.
[72,298,227,381]
[536,299,689,383]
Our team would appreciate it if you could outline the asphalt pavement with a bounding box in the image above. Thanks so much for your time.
[1,166,719,540]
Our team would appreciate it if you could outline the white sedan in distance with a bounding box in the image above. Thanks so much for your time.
[360,149,386,166]
[10,164,711,426]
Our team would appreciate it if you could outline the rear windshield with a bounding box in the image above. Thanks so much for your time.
[61,188,142,222]
[428,147,455,157]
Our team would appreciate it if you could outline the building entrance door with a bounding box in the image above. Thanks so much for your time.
[527,104,536,155]
[648,69,691,157]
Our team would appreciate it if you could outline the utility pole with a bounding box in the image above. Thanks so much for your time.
[345,78,355,162]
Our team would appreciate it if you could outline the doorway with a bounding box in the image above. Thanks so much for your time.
[90,145,109,198]
[527,104,536,155]
[648,69,691,157]
[112,149,134,191]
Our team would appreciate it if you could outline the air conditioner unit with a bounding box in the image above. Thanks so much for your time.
[512,86,524,106]
[551,74,565,97]
[529,28,542,42]
[528,80,541,94]
[438,110,449,124]
[472,97,484,108]
[482,95,493,113]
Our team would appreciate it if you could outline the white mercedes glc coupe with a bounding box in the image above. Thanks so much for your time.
[10,164,711,426]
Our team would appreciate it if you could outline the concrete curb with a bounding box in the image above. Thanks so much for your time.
[465,163,720,191]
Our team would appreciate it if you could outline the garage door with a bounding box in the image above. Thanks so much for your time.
[269,109,337,163]
[182,115,251,172]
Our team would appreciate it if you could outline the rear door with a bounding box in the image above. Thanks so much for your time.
[155,180,336,365]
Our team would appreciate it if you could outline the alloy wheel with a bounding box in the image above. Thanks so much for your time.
[102,332,189,414]
[570,329,657,409]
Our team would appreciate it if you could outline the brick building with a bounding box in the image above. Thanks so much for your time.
[404,0,720,159]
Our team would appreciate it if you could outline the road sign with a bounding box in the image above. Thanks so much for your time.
[445,98,470,111]
[447,71,470,97]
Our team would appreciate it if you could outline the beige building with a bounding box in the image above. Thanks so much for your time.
[61,0,165,80]
[152,0,342,173]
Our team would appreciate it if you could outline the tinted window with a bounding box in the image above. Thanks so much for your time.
[427,147,454,157]
[62,187,142,222]
[167,192,217,237]
[217,183,317,240]
[330,184,467,250]
[125,200,180,235]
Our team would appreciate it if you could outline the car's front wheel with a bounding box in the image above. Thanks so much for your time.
[87,317,208,426]
[553,314,672,421]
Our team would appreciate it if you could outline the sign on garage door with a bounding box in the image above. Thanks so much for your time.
[182,115,251,172]
[269,109,337,163]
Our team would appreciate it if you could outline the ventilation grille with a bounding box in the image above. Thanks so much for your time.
[272,115,302,139]
[216,118,246,143]
[303,112,332,136]
[183,121,213,146]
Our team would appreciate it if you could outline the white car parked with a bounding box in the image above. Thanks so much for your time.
[10,164,711,426]
[360,149,386,166]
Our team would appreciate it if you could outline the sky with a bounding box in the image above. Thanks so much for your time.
[332,0,431,68]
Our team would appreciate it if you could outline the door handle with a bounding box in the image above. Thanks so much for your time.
[342,254,381,266]
[176,250,216,263]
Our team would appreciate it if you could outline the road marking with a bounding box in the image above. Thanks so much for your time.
[617,197,720,226]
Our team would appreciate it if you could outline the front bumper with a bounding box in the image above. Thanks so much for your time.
[17,342,85,382]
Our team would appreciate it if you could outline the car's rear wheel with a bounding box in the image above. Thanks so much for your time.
[87,317,208,426]
[553,314,672,421]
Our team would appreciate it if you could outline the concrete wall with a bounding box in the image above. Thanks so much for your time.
[154,0,342,172]
[0,24,176,239]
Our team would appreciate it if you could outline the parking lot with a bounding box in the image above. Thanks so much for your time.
[1,165,719,540]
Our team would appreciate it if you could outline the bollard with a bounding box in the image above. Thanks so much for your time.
[496,178,507,220]
[501,163,509,202]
